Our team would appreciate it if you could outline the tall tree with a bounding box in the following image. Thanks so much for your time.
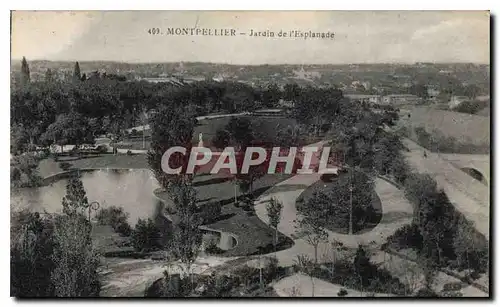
[266,197,283,254]
[51,213,100,297]
[73,62,81,82]
[170,180,202,287]
[147,105,197,193]
[61,174,89,216]
[295,193,329,264]
[20,56,30,86]
[40,112,94,154]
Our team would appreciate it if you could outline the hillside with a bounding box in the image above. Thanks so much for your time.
[398,106,490,146]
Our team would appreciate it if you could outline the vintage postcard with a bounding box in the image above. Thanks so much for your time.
[10,11,490,298]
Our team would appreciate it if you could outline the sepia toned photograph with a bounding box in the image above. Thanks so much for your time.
[10,10,490,298]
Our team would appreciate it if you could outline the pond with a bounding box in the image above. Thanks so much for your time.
[11,169,161,226]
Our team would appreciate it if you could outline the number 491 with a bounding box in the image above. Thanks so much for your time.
[148,28,160,35]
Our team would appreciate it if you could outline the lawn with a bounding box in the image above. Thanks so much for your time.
[155,173,295,257]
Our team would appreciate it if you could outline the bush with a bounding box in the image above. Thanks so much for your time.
[59,162,72,171]
[126,150,133,156]
[115,222,132,237]
[415,288,439,297]
[197,202,222,224]
[131,218,162,251]
[337,289,348,297]
[385,224,423,251]
[95,206,132,236]
[205,240,224,255]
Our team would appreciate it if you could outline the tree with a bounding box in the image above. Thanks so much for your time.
[170,180,203,287]
[295,194,328,264]
[293,87,342,136]
[41,112,94,154]
[11,211,55,297]
[262,83,282,107]
[61,174,89,216]
[21,56,30,86]
[373,132,405,175]
[51,213,100,297]
[275,124,302,147]
[73,61,81,82]
[225,117,254,150]
[266,197,283,254]
[147,105,196,193]
[131,218,162,251]
[211,129,231,150]
[298,169,375,234]
[453,216,489,272]
[353,245,372,287]
[294,254,316,297]
[11,124,30,154]
[283,83,301,102]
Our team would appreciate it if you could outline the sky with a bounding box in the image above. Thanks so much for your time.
[11,11,490,65]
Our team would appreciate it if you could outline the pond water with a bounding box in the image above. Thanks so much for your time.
[11,169,161,226]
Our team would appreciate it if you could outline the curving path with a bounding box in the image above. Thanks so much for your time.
[252,140,414,267]
[254,173,414,267]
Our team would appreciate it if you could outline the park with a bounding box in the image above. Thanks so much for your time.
[10,58,490,298]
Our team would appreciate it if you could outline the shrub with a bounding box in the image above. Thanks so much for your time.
[115,222,132,237]
[130,129,138,137]
[126,150,133,156]
[205,240,224,255]
[385,223,423,251]
[131,218,162,251]
[59,162,72,171]
[96,206,129,228]
[95,206,131,236]
[415,288,439,297]
[197,202,222,224]
[337,289,348,297]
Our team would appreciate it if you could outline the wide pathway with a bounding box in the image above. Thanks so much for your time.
[403,138,489,239]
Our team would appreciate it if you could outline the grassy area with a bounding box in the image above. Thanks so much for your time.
[156,173,294,257]
[296,171,382,235]
[397,106,490,148]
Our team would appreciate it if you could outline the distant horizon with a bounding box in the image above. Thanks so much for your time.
[10,58,490,67]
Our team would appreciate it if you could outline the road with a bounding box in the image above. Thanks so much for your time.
[402,138,489,239]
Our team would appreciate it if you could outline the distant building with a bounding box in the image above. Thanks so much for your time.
[381,94,422,105]
[293,66,321,80]
[449,96,469,109]
[345,94,382,105]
